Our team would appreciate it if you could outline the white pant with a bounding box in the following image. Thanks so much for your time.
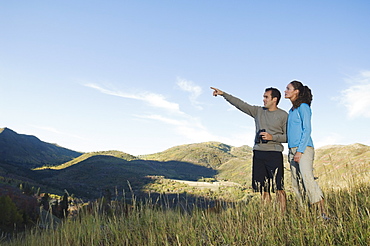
[288,147,324,204]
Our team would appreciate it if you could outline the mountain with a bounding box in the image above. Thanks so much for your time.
[0,127,82,168]
[26,142,247,198]
[1,127,369,199]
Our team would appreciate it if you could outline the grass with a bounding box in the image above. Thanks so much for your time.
[2,143,370,246]
[2,182,369,246]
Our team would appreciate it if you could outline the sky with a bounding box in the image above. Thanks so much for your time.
[1,1,370,155]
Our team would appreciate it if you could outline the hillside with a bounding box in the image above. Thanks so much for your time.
[1,127,369,199]
[313,143,370,189]
[36,142,251,198]
[141,142,238,168]
[141,142,370,190]
[34,150,139,170]
[36,154,217,198]
[0,127,82,168]
[141,142,254,184]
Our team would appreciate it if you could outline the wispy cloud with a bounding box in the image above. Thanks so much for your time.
[85,83,183,114]
[85,82,214,142]
[32,125,63,134]
[84,81,248,146]
[31,125,86,140]
[339,71,370,118]
[137,114,216,142]
[136,114,253,147]
[176,78,203,110]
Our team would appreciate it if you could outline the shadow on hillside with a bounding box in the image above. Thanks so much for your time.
[120,190,239,213]
[33,155,219,200]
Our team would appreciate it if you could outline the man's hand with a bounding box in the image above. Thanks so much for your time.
[259,132,273,141]
[210,87,224,96]
[294,152,303,163]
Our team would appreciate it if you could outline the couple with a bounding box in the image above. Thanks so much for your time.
[211,81,326,216]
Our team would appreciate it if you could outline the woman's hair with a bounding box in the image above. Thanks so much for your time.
[290,80,313,108]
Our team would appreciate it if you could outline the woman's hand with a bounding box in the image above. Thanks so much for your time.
[294,152,303,163]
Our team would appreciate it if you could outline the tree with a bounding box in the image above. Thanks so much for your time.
[0,196,22,232]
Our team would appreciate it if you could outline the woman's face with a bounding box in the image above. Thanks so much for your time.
[285,83,299,101]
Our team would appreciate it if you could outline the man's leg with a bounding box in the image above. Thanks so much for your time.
[276,190,286,213]
[262,178,272,204]
[252,151,268,196]
[265,151,286,213]
[262,191,272,203]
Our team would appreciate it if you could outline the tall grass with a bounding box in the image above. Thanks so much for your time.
[2,182,369,246]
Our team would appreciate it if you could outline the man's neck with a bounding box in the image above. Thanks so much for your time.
[268,106,278,112]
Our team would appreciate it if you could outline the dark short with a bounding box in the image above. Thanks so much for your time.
[252,150,284,193]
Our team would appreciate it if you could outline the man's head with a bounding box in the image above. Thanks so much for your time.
[263,87,281,109]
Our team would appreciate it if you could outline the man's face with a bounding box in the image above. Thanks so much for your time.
[263,90,276,109]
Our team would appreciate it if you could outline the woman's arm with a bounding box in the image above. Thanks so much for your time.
[297,103,312,153]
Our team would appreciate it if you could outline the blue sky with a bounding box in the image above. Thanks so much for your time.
[1,1,370,155]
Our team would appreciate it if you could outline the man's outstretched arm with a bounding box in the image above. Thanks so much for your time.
[210,87,258,117]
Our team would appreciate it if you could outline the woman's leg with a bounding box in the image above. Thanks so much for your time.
[298,147,324,204]
[289,148,304,206]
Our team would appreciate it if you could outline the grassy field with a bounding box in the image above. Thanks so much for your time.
[2,181,369,246]
[1,143,369,245]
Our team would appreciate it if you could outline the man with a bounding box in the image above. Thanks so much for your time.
[211,87,288,212]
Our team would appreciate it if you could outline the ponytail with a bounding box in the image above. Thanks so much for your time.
[290,81,313,109]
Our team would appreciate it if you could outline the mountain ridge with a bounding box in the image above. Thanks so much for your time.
[1,127,369,199]
[0,127,82,167]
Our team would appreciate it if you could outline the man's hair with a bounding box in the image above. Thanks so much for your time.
[265,87,281,105]
[290,80,313,108]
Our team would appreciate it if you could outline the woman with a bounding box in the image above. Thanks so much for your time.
[285,80,327,217]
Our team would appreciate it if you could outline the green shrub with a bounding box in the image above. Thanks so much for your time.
[0,196,23,232]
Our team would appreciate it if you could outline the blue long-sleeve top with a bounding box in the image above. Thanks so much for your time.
[287,103,314,153]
